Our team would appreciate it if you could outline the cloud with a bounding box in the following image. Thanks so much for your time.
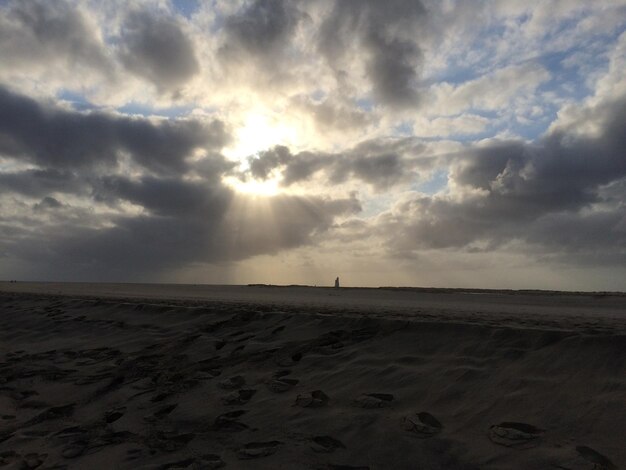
[0,169,84,198]
[0,85,228,175]
[94,175,232,217]
[245,137,429,190]
[412,114,490,137]
[317,0,427,108]
[216,0,307,87]
[429,63,551,115]
[0,0,625,287]
[248,145,292,180]
[289,94,375,134]
[0,83,362,280]
[0,0,112,76]
[119,9,200,93]
[32,196,63,212]
[1,188,361,281]
[223,0,301,57]
[374,94,626,262]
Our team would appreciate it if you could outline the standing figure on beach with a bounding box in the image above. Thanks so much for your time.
[334,277,340,288]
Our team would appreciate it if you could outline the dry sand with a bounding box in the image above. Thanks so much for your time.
[0,282,624,469]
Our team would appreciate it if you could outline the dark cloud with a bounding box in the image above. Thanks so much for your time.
[376,96,626,262]
[245,137,427,189]
[364,32,423,107]
[0,82,362,280]
[119,10,200,92]
[248,145,292,180]
[33,196,63,211]
[317,0,426,108]
[330,151,408,189]
[526,210,626,257]
[218,0,305,83]
[94,176,232,218]
[223,0,301,56]
[0,0,111,74]
[0,85,228,175]
[1,189,361,281]
[0,169,83,198]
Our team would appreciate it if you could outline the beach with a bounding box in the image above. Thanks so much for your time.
[0,282,624,469]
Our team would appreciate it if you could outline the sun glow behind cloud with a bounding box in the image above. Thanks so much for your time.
[224,112,299,162]
[223,175,280,196]
[221,111,300,196]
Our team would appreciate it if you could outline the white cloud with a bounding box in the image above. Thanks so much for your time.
[428,63,551,115]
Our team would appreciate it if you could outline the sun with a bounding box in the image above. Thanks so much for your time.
[223,111,299,196]
[222,175,280,196]
[224,112,298,162]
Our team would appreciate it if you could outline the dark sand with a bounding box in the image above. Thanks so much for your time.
[0,282,624,469]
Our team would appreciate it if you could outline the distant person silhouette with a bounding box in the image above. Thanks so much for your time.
[334,277,340,288]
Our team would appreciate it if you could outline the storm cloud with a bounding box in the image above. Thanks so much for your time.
[0,85,227,174]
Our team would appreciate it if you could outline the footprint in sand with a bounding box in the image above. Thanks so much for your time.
[237,441,283,459]
[275,351,304,367]
[160,454,225,469]
[575,446,617,470]
[214,410,249,432]
[310,436,346,453]
[403,412,443,438]
[146,430,195,453]
[104,407,125,423]
[196,369,221,382]
[0,451,19,467]
[125,448,144,461]
[19,429,50,439]
[218,375,246,390]
[235,334,256,343]
[62,442,88,459]
[27,404,75,425]
[21,452,48,469]
[555,445,618,470]
[19,400,48,410]
[295,390,329,408]
[148,403,177,420]
[55,426,90,458]
[323,465,370,470]
[11,389,39,401]
[488,422,543,449]
[353,393,394,409]
[221,389,257,405]
[230,344,246,355]
[151,392,170,403]
[266,370,299,393]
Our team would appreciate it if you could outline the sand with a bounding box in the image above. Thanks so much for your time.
[0,282,624,469]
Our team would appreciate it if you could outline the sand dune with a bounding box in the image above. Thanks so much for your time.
[0,283,624,469]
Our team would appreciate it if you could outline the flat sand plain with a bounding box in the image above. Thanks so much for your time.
[0,282,624,469]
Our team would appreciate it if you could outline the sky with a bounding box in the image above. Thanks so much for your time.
[0,0,625,290]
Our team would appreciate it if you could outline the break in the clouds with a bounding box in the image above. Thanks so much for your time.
[0,0,625,290]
